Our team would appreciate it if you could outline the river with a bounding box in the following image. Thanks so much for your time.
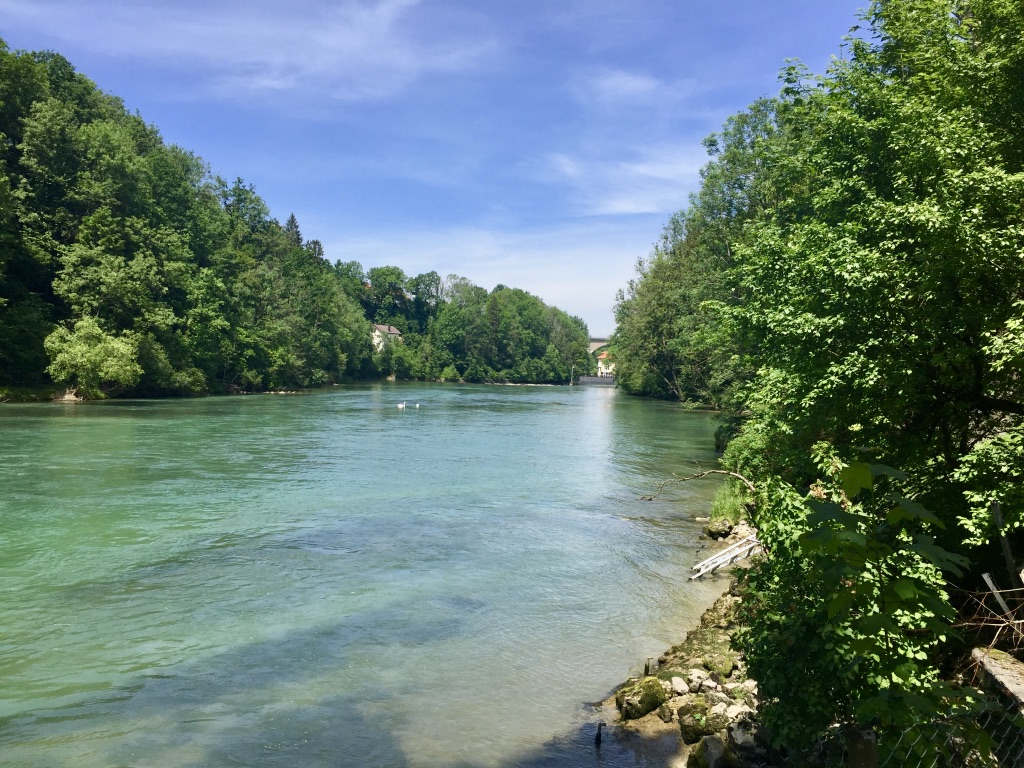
[0,383,729,767]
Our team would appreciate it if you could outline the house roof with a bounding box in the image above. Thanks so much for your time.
[598,351,610,360]
[373,324,402,335]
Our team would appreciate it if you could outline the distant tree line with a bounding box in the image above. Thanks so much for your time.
[352,264,592,384]
[0,40,590,397]
[612,0,1024,755]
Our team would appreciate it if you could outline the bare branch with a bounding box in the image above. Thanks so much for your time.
[641,469,757,501]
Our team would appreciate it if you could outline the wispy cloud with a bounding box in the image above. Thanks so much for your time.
[0,0,494,101]
[541,144,707,216]
[320,219,662,334]
[589,70,660,100]
[568,67,700,111]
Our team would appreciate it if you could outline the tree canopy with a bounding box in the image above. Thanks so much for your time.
[611,0,1024,751]
[0,40,589,395]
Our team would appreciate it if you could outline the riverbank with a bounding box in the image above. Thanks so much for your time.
[597,525,773,768]
[0,385,63,403]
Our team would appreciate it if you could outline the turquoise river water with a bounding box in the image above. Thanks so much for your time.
[0,383,730,767]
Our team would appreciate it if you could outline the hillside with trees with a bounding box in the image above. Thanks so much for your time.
[0,40,590,397]
[611,0,1024,754]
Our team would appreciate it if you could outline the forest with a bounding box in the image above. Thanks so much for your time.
[0,40,591,398]
[611,0,1024,755]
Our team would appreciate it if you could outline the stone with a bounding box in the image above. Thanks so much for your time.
[704,653,737,678]
[704,518,733,540]
[730,521,756,541]
[740,679,758,694]
[671,676,689,695]
[678,698,731,745]
[727,716,768,757]
[687,668,709,689]
[710,702,729,718]
[686,735,742,768]
[725,704,750,720]
[615,676,669,720]
[705,691,732,708]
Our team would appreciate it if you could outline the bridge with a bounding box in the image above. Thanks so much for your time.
[588,337,609,354]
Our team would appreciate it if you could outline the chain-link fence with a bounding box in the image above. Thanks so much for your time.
[876,696,1024,768]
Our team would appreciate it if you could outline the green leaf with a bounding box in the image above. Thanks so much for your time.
[840,462,873,498]
[887,498,943,528]
[912,535,969,577]
[868,464,907,482]
[890,578,918,601]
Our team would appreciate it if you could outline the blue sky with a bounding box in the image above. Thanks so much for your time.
[1,0,868,335]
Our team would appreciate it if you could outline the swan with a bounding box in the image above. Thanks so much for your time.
[397,402,406,409]
[415,403,420,408]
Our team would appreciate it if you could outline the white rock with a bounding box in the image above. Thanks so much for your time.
[706,691,732,707]
[728,719,762,751]
[726,704,750,720]
[710,702,729,717]
[687,669,708,690]
[671,676,689,695]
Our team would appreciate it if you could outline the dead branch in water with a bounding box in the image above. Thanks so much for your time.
[640,469,757,502]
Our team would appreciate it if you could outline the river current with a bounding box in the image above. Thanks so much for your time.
[0,383,729,767]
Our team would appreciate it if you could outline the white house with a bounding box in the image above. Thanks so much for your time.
[372,324,402,352]
[597,351,615,377]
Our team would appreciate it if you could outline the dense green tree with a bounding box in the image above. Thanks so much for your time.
[611,0,1024,753]
[610,101,779,407]
[0,38,585,395]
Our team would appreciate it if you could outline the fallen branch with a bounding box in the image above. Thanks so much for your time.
[640,469,757,502]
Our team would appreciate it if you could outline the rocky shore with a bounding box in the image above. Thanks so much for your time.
[598,524,775,768]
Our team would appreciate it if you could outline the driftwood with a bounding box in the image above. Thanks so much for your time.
[55,388,83,403]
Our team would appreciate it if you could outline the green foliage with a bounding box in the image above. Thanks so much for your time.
[361,274,591,384]
[710,479,747,526]
[0,39,376,394]
[44,317,142,397]
[612,0,1024,753]
[0,39,587,394]
[736,451,975,748]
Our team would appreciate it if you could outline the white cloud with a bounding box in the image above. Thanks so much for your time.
[320,219,662,336]
[0,0,494,101]
[541,144,706,217]
[569,67,700,109]
[590,70,661,100]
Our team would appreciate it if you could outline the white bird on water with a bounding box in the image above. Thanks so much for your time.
[397,402,406,409]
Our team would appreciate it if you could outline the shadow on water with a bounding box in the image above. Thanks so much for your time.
[0,612,687,768]
[0,531,719,768]
[0,614,420,766]
[440,715,689,768]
